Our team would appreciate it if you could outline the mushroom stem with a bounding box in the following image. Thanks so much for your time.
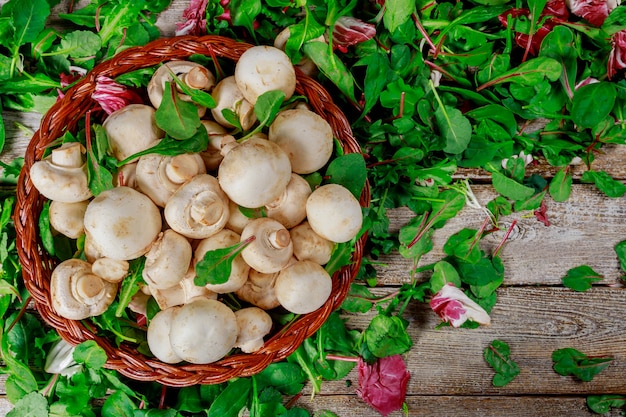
[181,66,213,89]
[268,229,291,249]
[190,191,225,226]
[51,142,84,168]
[165,154,204,184]
[72,273,105,305]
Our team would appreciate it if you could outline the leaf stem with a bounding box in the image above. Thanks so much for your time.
[493,220,517,258]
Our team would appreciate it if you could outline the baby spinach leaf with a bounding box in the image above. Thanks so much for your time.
[101,390,138,417]
[1,327,38,403]
[254,90,286,127]
[562,265,603,292]
[325,153,367,199]
[549,167,572,202]
[383,0,414,33]
[342,283,375,314]
[6,391,48,417]
[443,229,483,264]
[116,128,209,167]
[38,201,55,256]
[571,82,617,129]
[483,339,520,387]
[437,104,472,155]
[256,363,307,396]
[2,0,50,47]
[587,395,626,414]
[195,238,253,286]
[430,261,462,293]
[364,314,412,358]
[167,66,216,109]
[491,171,535,201]
[208,378,252,417]
[324,242,353,277]
[73,340,108,370]
[303,41,357,103]
[581,170,626,198]
[155,81,202,140]
[477,57,562,91]
[552,348,613,382]
[615,240,626,273]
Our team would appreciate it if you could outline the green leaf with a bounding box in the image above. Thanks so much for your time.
[167,66,216,109]
[73,340,108,370]
[194,239,251,286]
[364,314,413,357]
[58,30,102,57]
[6,391,49,417]
[552,348,613,382]
[562,265,603,292]
[324,242,352,277]
[430,261,462,293]
[477,57,562,91]
[587,395,626,414]
[581,170,626,198]
[38,200,55,256]
[383,0,415,33]
[443,229,483,264]
[116,128,209,166]
[2,0,51,45]
[256,363,307,396]
[492,171,535,201]
[549,167,572,202]
[325,153,367,199]
[436,104,472,154]
[207,378,251,417]
[155,81,201,140]
[615,240,626,273]
[484,340,520,387]
[303,41,357,103]
[254,90,286,127]
[1,327,38,403]
[571,82,617,129]
[101,391,138,417]
[115,258,143,317]
[229,0,262,34]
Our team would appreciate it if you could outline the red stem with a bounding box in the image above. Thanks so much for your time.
[326,354,359,363]
[6,296,32,333]
[493,220,517,258]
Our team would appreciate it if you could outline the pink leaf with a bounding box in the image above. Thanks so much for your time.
[175,0,208,36]
[333,16,376,53]
[356,355,410,416]
[608,30,626,80]
[430,284,491,328]
[91,76,142,115]
[565,0,618,26]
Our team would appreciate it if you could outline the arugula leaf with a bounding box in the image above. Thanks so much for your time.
[483,339,520,387]
[581,170,626,198]
[6,391,48,417]
[155,81,202,140]
[552,348,613,382]
[303,41,357,103]
[587,395,626,414]
[383,0,415,33]
[477,57,562,91]
[562,265,603,292]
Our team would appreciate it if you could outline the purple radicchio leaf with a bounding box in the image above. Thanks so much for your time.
[356,355,410,416]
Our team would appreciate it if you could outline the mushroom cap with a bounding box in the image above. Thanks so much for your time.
[210,76,257,130]
[164,174,230,239]
[136,153,206,207]
[147,60,215,112]
[290,221,335,265]
[50,259,117,320]
[143,229,193,289]
[234,307,273,353]
[103,104,164,162]
[234,45,296,105]
[225,199,253,234]
[268,108,334,174]
[218,137,292,208]
[169,298,238,364]
[49,200,89,239]
[240,218,293,274]
[265,173,311,229]
[275,260,332,314]
[235,268,281,310]
[29,142,93,203]
[194,229,250,293]
[91,257,129,283]
[147,307,183,364]
[199,121,229,171]
[83,186,162,261]
[306,184,363,243]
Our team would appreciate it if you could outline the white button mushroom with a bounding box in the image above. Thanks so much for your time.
[102,104,164,162]
[306,184,363,243]
[199,121,230,171]
[268,108,334,174]
[218,137,292,208]
[169,298,238,364]
[265,173,311,229]
[143,229,193,289]
[29,142,93,203]
[211,76,257,130]
[164,174,230,239]
[289,221,335,265]
[234,45,296,105]
[275,260,332,314]
[91,258,129,284]
[194,229,250,293]
[235,268,281,310]
[225,199,253,234]
[136,153,206,207]
[50,259,118,320]
[83,186,163,261]
[240,218,293,274]
[147,307,183,364]
[147,60,215,115]
[273,27,322,76]
[234,307,273,353]
[49,200,89,239]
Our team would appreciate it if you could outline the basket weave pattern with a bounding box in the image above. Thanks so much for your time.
[14,36,369,386]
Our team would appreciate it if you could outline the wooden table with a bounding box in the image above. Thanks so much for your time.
[1,1,625,416]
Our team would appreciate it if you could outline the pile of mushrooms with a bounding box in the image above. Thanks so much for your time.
[29,45,363,365]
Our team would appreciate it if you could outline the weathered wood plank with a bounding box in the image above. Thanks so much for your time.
[308,287,626,397]
[295,395,622,417]
[374,184,626,286]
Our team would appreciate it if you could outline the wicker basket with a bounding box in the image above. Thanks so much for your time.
[14,36,369,387]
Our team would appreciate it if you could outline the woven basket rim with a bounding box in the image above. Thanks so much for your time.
[14,35,370,387]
